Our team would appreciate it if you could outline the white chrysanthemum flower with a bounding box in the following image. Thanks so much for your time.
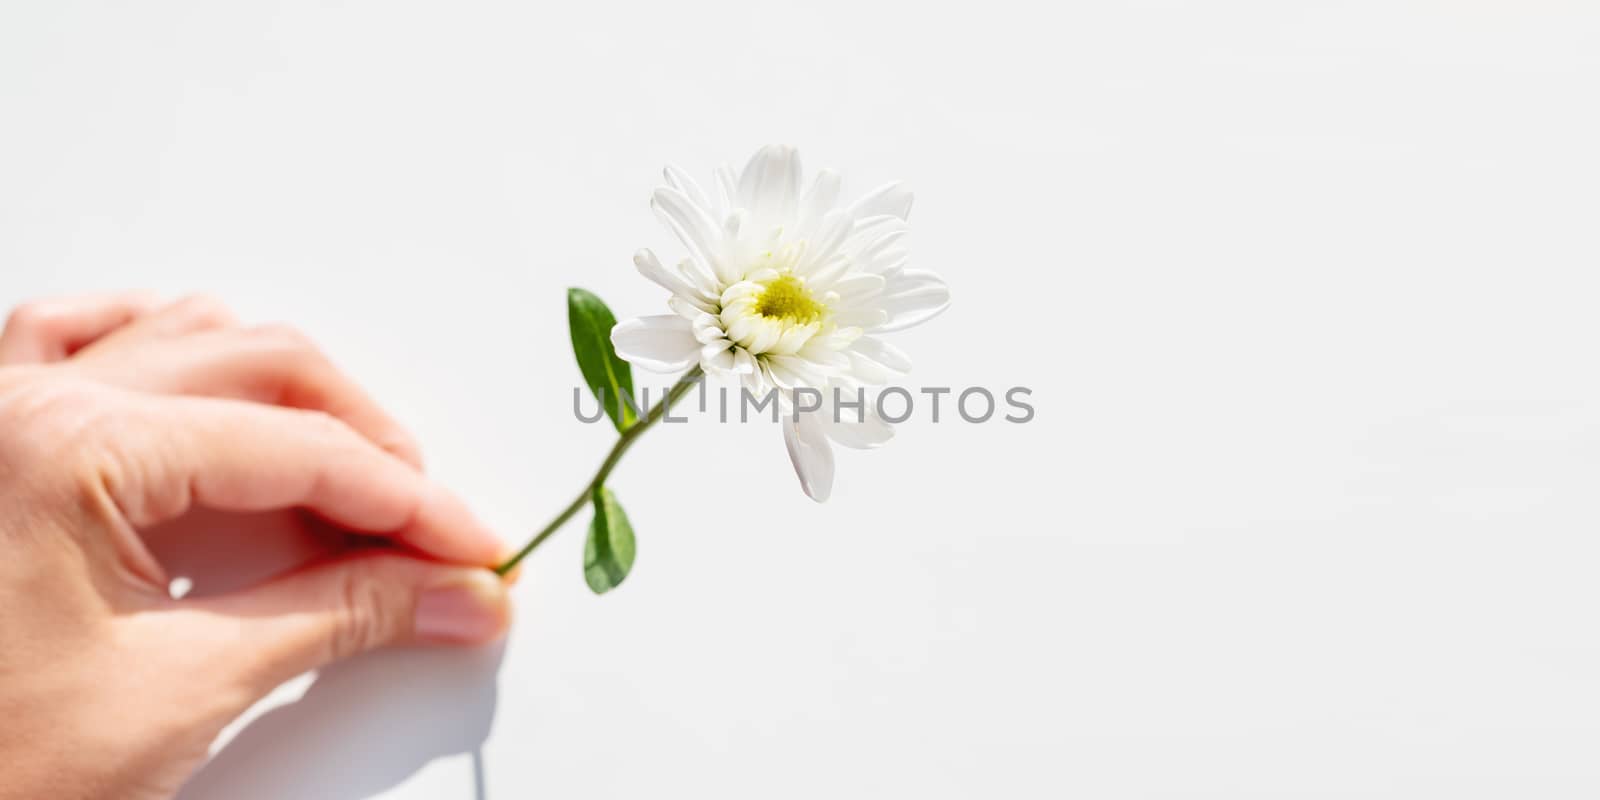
[611,145,951,502]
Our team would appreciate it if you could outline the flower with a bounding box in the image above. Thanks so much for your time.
[611,145,951,502]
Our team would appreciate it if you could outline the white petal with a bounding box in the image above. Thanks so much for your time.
[834,308,890,328]
[796,168,842,238]
[653,187,738,285]
[743,364,772,395]
[883,269,947,295]
[860,228,908,262]
[764,357,800,391]
[610,315,701,372]
[876,270,951,332]
[807,254,853,288]
[731,347,758,375]
[668,294,715,319]
[831,273,886,305]
[636,249,715,305]
[724,315,760,346]
[719,279,763,306]
[721,298,756,321]
[797,209,852,275]
[723,209,746,240]
[824,326,864,348]
[768,354,826,388]
[692,314,727,343]
[783,411,835,502]
[820,400,895,450]
[878,289,951,331]
[702,340,736,371]
[738,144,802,225]
[868,248,910,277]
[844,215,907,252]
[715,164,739,213]
[745,320,782,354]
[796,338,850,369]
[844,350,895,384]
[677,258,722,296]
[663,164,715,216]
[770,323,817,356]
[848,181,914,220]
[851,335,913,372]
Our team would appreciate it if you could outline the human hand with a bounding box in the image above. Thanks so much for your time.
[0,293,513,800]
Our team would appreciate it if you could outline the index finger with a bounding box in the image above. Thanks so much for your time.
[72,323,426,470]
[110,392,506,567]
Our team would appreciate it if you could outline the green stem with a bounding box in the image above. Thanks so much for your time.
[494,366,702,576]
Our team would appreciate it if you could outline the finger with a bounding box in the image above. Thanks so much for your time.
[181,553,511,696]
[77,323,424,468]
[111,393,505,566]
[78,293,237,350]
[0,291,163,364]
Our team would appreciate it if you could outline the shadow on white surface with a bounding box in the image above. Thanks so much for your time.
[179,643,505,800]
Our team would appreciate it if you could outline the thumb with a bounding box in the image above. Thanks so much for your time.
[191,552,512,693]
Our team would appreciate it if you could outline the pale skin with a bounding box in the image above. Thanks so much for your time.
[0,292,514,800]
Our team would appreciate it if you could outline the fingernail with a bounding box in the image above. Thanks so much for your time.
[501,562,524,587]
[415,571,510,644]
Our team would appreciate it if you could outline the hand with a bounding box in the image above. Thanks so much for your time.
[0,293,513,800]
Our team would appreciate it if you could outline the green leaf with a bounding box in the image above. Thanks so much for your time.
[568,287,636,433]
[583,486,637,594]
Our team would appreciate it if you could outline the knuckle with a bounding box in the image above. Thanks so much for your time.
[171,293,236,327]
[384,435,426,469]
[0,376,99,436]
[248,324,329,365]
[5,302,55,336]
[0,377,109,466]
[251,322,311,348]
[292,407,349,439]
[328,562,399,660]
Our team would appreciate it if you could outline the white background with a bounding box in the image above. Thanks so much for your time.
[3,1,1600,797]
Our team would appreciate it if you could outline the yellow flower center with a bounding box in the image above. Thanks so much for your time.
[753,273,825,324]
